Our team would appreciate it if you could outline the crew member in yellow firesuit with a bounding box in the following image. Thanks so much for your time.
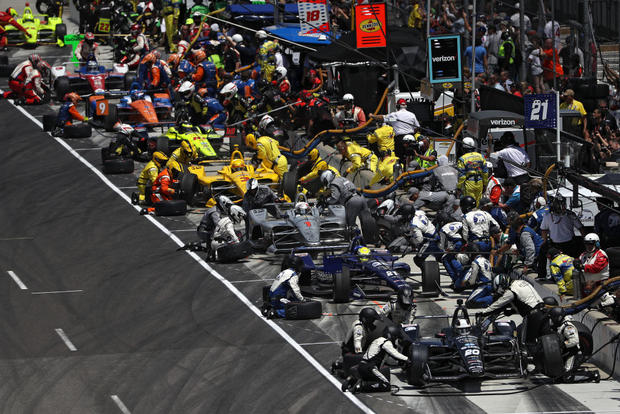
[367,150,399,186]
[299,148,340,184]
[336,140,378,175]
[245,133,288,179]
[366,124,395,155]
[135,151,169,205]
[456,137,488,206]
[166,140,197,173]
[162,0,181,52]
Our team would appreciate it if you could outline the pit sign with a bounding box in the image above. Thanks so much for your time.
[355,3,386,48]
[524,93,556,129]
[298,0,329,37]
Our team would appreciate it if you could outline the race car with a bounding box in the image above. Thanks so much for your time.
[4,3,66,47]
[406,301,524,386]
[99,87,174,131]
[51,58,135,98]
[283,239,414,303]
[182,145,281,205]
[157,123,223,160]
[248,194,349,253]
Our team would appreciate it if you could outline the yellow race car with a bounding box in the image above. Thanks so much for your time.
[186,145,282,203]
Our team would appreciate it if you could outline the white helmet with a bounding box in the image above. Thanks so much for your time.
[210,23,220,32]
[215,195,234,213]
[321,170,335,186]
[275,66,287,80]
[536,196,547,207]
[232,34,243,43]
[246,178,259,192]
[377,199,395,215]
[295,201,310,215]
[485,161,493,170]
[493,274,509,294]
[178,81,195,97]
[584,233,600,249]
[343,93,354,102]
[462,137,476,149]
[456,253,470,265]
[455,318,471,335]
[259,115,274,131]
[220,82,238,99]
[256,30,267,39]
[402,134,416,143]
[115,123,134,135]
[229,204,247,224]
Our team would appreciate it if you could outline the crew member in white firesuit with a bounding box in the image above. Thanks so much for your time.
[575,233,615,307]
[127,23,150,68]
[408,209,441,268]
[378,285,416,324]
[75,32,100,63]
[196,195,242,261]
[342,326,409,393]
[461,255,495,306]
[548,307,580,377]
[268,256,306,318]
[320,170,369,227]
[461,195,501,252]
[333,93,367,128]
[209,200,246,261]
[369,98,419,160]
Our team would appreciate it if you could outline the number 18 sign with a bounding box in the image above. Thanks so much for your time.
[524,93,557,129]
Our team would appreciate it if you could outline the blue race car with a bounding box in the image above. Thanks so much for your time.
[283,239,412,303]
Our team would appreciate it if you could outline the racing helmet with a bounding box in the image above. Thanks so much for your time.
[197,88,208,98]
[546,247,561,260]
[152,151,169,168]
[399,203,415,221]
[220,82,238,99]
[232,34,243,43]
[460,196,477,214]
[259,114,274,132]
[356,246,371,262]
[543,296,559,307]
[342,93,354,102]
[141,52,157,65]
[377,199,395,216]
[130,89,144,101]
[180,140,195,158]
[397,98,407,109]
[6,7,17,17]
[215,194,234,214]
[28,54,41,66]
[274,66,287,81]
[584,233,600,251]
[115,123,134,136]
[295,201,310,216]
[455,318,471,335]
[178,40,189,52]
[231,158,245,172]
[246,178,259,194]
[359,307,379,328]
[178,81,195,98]
[535,196,547,208]
[192,49,206,63]
[383,325,402,343]
[290,255,305,273]
[152,50,161,60]
[462,137,476,149]
[320,169,335,186]
[87,60,98,72]
[167,53,180,67]
[255,30,268,40]
[85,32,95,42]
[63,92,81,104]
[548,306,565,327]
[178,60,194,77]
[456,253,470,265]
[397,285,413,308]
[245,133,257,150]
[308,148,320,162]
[130,23,141,36]
[210,23,220,32]
[492,274,510,294]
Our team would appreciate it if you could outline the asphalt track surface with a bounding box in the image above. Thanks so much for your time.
[1,3,620,413]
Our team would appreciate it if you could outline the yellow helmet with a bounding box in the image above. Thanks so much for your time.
[356,246,371,262]
[205,197,217,208]
[308,148,319,162]
[231,159,245,172]
[180,140,195,158]
[245,133,257,150]
[152,151,168,167]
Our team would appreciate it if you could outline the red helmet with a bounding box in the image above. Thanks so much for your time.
[167,53,180,66]
[197,88,208,97]
[6,7,17,17]
[397,98,407,108]
[130,23,141,36]
[64,92,81,103]
[28,53,41,65]
[192,49,206,63]
[85,32,95,41]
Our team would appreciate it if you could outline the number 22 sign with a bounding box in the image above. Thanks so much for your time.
[524,93,557,129]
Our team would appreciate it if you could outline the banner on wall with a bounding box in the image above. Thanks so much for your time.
[355,3,387,49]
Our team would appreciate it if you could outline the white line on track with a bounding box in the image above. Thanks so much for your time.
[117,186,137,189]
[299,341,340,346]
[7,271,28,290]
[0,237,34,241]
[31,290,84,295]
[170,229,198,232]
[54,328,77,351]
[230,278,275,283]
[110,395,132,414]
[11,100,375,413]
[74,148,101,151]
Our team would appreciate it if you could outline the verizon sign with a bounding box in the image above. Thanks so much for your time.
[428,35,462,84]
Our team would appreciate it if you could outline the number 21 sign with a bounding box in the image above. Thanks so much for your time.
[524,93,557,129]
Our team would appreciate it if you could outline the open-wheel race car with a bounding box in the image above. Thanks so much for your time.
[51,58,135,98]
[248,194,349,253]
[96,86,174,131]
[4,3,66,47]
[406,301,525,386]
[283,238,416,303]
[156,123,224,160]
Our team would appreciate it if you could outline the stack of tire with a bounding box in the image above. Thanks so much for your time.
[101,145,134,175]
[0,55,14,77]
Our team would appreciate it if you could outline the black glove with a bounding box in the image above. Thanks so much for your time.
[573,258,583,271]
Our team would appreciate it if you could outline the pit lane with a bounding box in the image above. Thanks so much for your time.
[1,3,620,413]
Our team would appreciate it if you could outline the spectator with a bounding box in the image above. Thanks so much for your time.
[489,73,504,91]
[542,37,564,88]
[560,89,587,138]
[485,24,502,73]
[540,194,584,260]
[500,70,513,92]
[510,4,531,32]
[528,39,544,93]
[559,36,584,78]
[544,18,561,49]
[597,99,618,130]
[407,0,425,30]
[498,32,516,78]
[464,37,488,75]
[451,8,471,35]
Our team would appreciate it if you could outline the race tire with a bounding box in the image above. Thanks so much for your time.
[124,72,137,90]
[360,210,377,245]
[0,55,8,65]
[154,199,187,216]
[408,344,429,386]
[342,353,363,377]
[156,136,170,155]
[63,123,92,138]
[281,170,298,202]
[216,240,253,263]
[42,114,57,132]
[571,321,593,357]
[333,266,351,303]
[0,64,15,77]
[284,300,322,320]
[55,23,67,41]
[104,103,118,132]
[179,172,198,205]
[101,147,112,162]
[102,157,134,174]
[422,259,440,294]
[540,333,565,378]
